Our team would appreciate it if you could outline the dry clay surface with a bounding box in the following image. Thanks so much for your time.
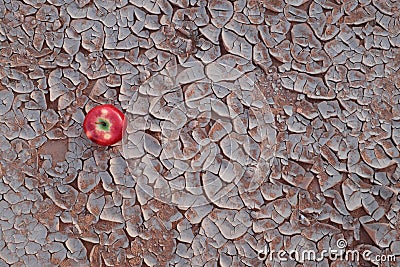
[1,0,400,266]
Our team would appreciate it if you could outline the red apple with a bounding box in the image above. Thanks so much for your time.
[83,104,126,146]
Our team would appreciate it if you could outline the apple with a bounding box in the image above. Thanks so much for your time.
[83,104,126,146]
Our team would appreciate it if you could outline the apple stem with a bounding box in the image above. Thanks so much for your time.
[96,122,107,127]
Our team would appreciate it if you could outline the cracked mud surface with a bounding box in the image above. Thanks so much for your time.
[1,0,400,266]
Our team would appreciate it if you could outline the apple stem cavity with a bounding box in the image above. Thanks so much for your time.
[96,119,110,131]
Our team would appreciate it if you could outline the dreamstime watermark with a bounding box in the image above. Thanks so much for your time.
[257,239,396,264]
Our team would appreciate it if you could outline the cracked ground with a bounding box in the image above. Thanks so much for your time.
[1,0,400,266]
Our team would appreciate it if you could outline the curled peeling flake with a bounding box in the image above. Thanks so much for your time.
[221,30,253,60]
[208,0,233,28]
[205,55,255,82]
[0,90,13,115]
[36,5,58,22]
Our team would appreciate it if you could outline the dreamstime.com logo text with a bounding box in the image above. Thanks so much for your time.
[257,239,396,263]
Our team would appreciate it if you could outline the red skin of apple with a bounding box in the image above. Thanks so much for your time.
[83,104,127,146]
